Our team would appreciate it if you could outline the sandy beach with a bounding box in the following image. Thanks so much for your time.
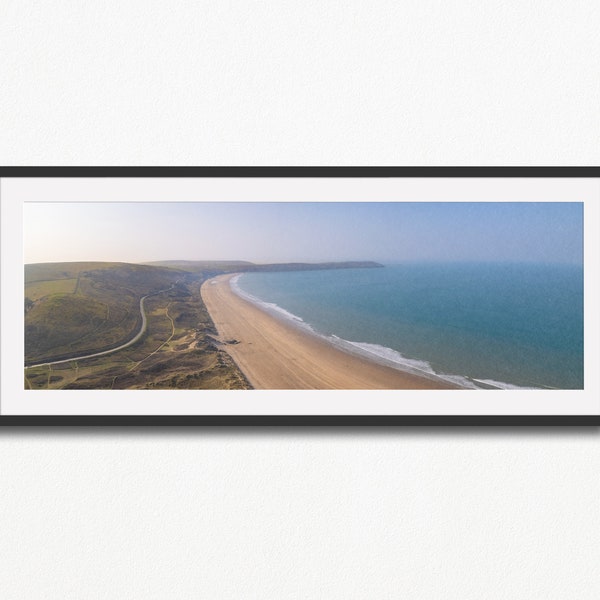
[201,274,459,389]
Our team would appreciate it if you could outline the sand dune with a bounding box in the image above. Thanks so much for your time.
[201,274,459,390]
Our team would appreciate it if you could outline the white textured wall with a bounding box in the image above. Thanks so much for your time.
[1,2,599,598]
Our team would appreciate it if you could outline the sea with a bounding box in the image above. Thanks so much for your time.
[232,263,584,390]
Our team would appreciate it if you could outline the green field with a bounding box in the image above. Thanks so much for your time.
[25,278,78,301]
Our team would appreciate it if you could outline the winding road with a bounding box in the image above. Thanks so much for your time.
[25,283,176,369]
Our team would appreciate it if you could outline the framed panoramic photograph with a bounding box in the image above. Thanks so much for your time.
[1,167,598,425]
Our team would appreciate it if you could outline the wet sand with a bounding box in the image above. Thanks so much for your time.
[201,274,459,390]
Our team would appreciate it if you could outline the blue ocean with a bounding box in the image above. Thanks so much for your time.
[234,263,584,389]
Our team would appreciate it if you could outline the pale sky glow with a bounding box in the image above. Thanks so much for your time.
[23,202,583,265]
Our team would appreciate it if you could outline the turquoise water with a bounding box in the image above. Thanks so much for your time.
[234,263,584,389]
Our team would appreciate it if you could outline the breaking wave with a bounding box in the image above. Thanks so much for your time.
[230,275,541,390]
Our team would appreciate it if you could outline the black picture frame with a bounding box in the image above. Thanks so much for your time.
[2,166,599,426]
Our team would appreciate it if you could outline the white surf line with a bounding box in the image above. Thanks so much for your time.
[24,283,176,369]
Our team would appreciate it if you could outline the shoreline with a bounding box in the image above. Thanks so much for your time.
[201,274,462,390]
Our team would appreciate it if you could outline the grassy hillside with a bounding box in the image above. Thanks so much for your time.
[24,262,251,390]
[25,261,121,284]
[25,278,78,301]
[26,295,108,357]
[25,262,184,364]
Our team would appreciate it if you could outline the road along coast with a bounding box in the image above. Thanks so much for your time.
[24,283,176,369]
[201,274,460,390]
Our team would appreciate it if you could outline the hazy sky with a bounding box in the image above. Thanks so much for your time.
[24,202,583,265]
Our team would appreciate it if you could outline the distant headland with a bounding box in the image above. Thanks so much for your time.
[146,260,384,274]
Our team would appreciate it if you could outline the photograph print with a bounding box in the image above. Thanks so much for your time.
[2,170,599,421]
